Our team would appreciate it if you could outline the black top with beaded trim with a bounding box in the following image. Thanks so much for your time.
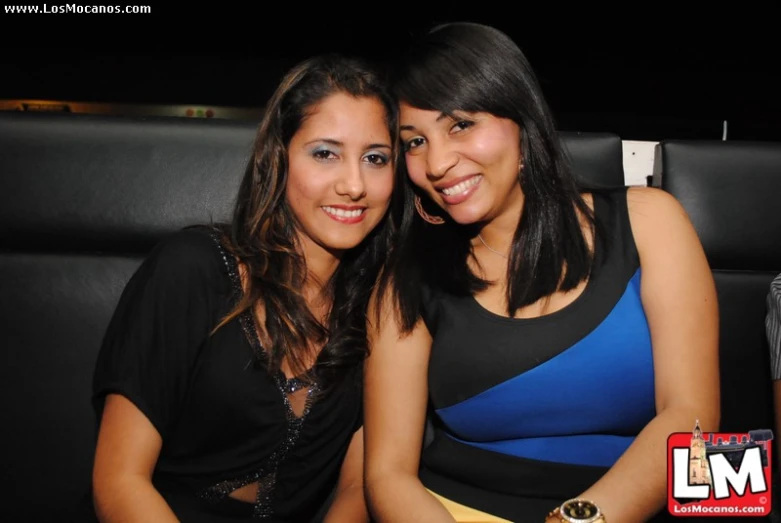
[87,226,363,522]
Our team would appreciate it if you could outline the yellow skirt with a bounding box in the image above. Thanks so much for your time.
[427,489,513,523]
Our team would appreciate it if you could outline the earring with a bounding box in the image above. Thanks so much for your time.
[414,195,445,225]
[517,157,525,185]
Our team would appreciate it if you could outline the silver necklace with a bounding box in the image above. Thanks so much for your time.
[478,234,508,259]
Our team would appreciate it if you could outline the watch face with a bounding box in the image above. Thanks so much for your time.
[562,500,599,521]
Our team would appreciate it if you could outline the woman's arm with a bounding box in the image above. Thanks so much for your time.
[548,187,721,522]
[323,427,369,523]
[92,394,179,522]
[363,290,455,522]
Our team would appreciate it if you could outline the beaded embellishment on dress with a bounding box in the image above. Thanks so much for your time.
[198,231,320,518]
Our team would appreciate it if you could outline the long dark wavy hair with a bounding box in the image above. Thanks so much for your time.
[376,22,606,333]
[214,53,402,395]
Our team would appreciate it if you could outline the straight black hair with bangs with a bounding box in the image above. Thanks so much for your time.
[377,22,605,333]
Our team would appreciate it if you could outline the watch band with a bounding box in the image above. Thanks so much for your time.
[547,499,606,523]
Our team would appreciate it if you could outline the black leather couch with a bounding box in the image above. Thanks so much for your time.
[653,139,781,522]
[560,130,626,189]
[0,111,254,522]
[653,140,781,436]
[6,109,774,522]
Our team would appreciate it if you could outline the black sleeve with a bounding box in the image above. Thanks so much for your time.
[92,228,225,438]
[419,282,440,337]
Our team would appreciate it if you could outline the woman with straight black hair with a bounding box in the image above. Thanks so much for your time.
[83,53,403,523]
[365,22,719,522]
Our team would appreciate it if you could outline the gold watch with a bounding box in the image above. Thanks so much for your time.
[548,498,606,523]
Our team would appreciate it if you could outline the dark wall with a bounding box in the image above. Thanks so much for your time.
[2,12,779,141]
